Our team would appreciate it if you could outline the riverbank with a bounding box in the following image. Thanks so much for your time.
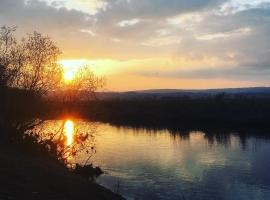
[48,98,270,132]
[0,137,124,200]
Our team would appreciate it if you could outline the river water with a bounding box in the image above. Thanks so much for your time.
[37,120,270,200]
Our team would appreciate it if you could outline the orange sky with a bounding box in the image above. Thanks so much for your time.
[1,0,270,91]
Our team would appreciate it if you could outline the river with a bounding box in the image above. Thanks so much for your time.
[36,119,270,200]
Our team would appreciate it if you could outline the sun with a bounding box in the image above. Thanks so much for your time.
[59,59,83,82]
[64,70,75,82]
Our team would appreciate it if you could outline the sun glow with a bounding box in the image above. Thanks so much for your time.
[59,60,82,83]
[64,70,75,82]
[58,59,111,76]
[64,120,74,146]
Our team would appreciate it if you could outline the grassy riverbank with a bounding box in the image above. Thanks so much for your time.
[0,137,123,200]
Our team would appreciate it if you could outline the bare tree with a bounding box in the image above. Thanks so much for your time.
[0,26,23,130]
[0,27,63,95]
[62,65,105,102]
[0,26,23,88]
[0,26,105,177]
[16,31,62,95]
[1,26,104,98]
[0,26,105,139]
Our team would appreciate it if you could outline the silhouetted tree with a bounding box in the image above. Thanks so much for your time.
[0,25,104,178]
[0,26,63,95]
[62,66,105,102]
[0,25,105,139]
[0,26,21,131]
[0,26,23,88]
[0,26,63,133]
[16,31,62,95]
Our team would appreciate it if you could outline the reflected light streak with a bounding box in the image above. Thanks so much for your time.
[64,120,74,146]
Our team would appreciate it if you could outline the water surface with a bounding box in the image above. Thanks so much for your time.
[38,120,270,200]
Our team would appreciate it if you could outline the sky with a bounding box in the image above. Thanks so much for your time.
[1,0,270,91]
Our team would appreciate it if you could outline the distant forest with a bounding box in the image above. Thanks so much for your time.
[40,93,270,134]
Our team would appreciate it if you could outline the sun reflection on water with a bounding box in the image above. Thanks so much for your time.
[64,120,74,146]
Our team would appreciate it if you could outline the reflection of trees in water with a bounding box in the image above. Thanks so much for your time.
[23,119,103,179]
[111,124,270,151]
[26,120,98,167]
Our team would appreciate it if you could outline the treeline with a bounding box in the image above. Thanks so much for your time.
[68,96,270,131]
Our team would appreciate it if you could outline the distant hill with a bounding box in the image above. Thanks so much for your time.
[97,87,270,100]
[132,87,270,94]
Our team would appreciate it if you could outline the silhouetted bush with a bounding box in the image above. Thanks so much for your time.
[74,164,103,179]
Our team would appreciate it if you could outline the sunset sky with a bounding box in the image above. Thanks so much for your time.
[1,0,270,91]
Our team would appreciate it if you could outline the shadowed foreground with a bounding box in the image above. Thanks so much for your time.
[0,138,124,200]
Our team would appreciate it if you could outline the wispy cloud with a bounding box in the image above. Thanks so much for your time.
[1,0,270,90]
[195,27,252,40]
[117,18,140,27]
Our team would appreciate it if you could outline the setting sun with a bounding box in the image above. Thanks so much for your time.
[59,60,83,83]
[64,70,75,82]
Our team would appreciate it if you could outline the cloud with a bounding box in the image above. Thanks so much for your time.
[97,0,225,20]
[80,29,96,36]
[195,27,252,40]
[0,0,107,60]
[0,0,92,30]
[118,18,140,27]
[1,0,270,89]
[216,0,270,15]
[141,36,181,47]
[38,0,108,14]
[138,66,270,81]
